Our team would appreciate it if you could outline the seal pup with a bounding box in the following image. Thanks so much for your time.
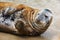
[0,2,53,36]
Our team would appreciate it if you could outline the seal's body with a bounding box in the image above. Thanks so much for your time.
[0,2,53,36]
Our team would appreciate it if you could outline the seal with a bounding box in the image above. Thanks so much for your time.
[0,2,53,36]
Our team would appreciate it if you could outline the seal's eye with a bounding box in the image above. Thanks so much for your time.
[45,15,48,18]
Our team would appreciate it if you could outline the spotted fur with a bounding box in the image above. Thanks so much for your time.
[0,2,53,36]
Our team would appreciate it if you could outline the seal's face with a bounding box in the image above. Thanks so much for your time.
[35,9,52,27]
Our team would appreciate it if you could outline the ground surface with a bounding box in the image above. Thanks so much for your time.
[0,0,60,40]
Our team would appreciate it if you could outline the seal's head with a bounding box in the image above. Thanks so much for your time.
[31,9,53,35]
[35,9,52,27]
